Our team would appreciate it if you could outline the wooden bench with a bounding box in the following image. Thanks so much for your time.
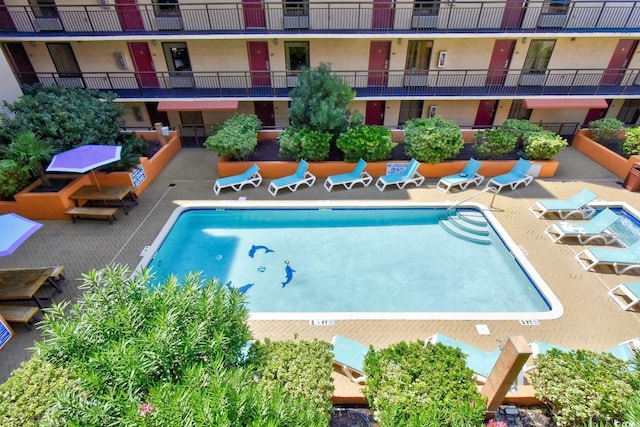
[65,207,118,224]
[47,265,65,293]
[0,305,40,330]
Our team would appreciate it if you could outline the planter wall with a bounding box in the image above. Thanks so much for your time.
[0,130,182,220]
[572,129,640,179]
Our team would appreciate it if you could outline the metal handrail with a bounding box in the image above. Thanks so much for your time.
[446,187,497,212]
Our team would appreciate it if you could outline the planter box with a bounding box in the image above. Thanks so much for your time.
[572,129,640,179]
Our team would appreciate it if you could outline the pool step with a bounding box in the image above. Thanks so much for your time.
[439,218,492,245]
[447,215,490,236]
[456,210,488,227]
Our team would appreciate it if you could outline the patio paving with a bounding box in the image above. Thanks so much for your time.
[1,145,639,393]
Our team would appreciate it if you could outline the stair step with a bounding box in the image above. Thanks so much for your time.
[448,215,490,236]
[455,210,488,226]
[440,219,492,245]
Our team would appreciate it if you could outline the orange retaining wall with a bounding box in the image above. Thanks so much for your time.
[572,129,640,179]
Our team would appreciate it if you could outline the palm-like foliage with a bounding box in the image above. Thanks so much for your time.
[1,130,54,186]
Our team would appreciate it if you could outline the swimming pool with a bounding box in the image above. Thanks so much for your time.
[137,201,562,321]
[592,202,640,247]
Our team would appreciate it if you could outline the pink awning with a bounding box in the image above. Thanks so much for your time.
[523,98,609,109]
[157,100,239,111]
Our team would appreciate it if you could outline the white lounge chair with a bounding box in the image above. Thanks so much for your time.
[485,158,534,193]
[544,208,622,245]
[575,240,640,274]
[324,158,373,191]
[529,188,598,220]
[267,159,316,196]
[436,158,484,193]
[608,282,640,311]
[604,338,640,371]
[426,333,501,383]
[213,163,262,195]
[375,158,425,191]
[331,335,370,384]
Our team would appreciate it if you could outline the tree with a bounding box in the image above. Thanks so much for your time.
[288,63,356,140]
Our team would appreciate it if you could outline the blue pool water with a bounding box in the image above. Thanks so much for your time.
[140,204,559,320]
[608,207,640,246]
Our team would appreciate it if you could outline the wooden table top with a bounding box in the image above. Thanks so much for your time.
[69,185,133,201]
[0,267,54,300]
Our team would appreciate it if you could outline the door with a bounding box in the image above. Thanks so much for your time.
[601,39,638,86]
[247,41,271,87]
[500,0,527,29]
[368,41,391,86]
[372,0,394,29]
[254,101,275,127]
[115,0,145,31]
[0,0,15,31]
[242,0,266,28]
[128,42,159,88]
[2,43,38,85]
[474,100,498,128]
[583,105,609,126]
[485,40,516,86]
[146,102,169,127]
[365,101,385,125]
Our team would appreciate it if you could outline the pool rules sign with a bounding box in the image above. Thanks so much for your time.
[0,314,13,350]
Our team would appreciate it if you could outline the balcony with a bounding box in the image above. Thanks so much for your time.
[20,67,640,99]
[0,1,639,36]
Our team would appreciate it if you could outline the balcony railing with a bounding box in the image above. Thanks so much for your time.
[1,1,640,36]
[18,67,640,99]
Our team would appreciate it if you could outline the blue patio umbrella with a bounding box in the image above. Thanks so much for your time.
[0,213,42,256]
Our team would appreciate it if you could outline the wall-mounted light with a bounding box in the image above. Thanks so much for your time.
[273,39,278,45]
[151,40,157,46]
[133,106,144,122]
[521,37,527,44]
[397,38,402,45]
[30,41,37,47]
[114,52,128,70]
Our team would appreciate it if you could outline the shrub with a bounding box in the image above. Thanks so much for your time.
[622,126,640,156]
[473,129,518,159]
[403,117,464,163]
[530,349,633,426]
[363,340,485,426]
[0,159,30,199]
[105,133,148,171]
[204,114,261,160]
[500,119,544,141]
[337,125,396,162]
[278,126,331,161]
[1,130,54,186]
[588,118,626,144]
[523,130,568,160]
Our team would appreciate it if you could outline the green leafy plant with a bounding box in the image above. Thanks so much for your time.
[500,119,544,141]
[403,117,464,163]
[622,126,640,156]
[1,130,54,186]
[204,114,261,160]
[278,126,331,161]
[473,129,518,159]
[104,133,148,172]
[523,130,568,160]
[588,118,626,144]
[363,340,485,426]
[530,349,633,426]
[0,159,30,199]
[337,125,396,162]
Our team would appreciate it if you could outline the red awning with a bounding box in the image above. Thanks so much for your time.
[523,98,609,109]
[157,100,239,111]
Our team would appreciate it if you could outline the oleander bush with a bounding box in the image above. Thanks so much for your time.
[403,117,464,164]
[205,113,261,160]
[523,130,568,160]
[278,126,331,161]
[337,125,396,162]
[473,128,518,159]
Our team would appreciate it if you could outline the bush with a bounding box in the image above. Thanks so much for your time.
[622,126,640,156]
[105,133,148,171]
[500,119,543,142]
[204,114,261,160]
[473,129,518,159]
[0,159,30,199]
[530,349,633,426]
[588,118,626,144]
[363,340,485,426]
[337,125,396,162]
[403,117,464,164]
[278,126,331,161]
[523,130,568,160]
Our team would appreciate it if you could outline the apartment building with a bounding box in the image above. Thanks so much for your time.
[0,0,639,146]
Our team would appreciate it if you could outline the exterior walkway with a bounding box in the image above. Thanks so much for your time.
[1,146,639,392]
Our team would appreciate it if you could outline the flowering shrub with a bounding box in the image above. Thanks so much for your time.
[487,419,508,427]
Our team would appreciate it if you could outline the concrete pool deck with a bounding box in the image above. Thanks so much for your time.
[1,146,639,398]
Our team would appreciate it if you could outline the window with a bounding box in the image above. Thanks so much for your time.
[285,42,309,71]
[155,0,180,17]
[163,42,191,72]
[507,100,532,120]
[523,40,555,74]
[283,0,308,17]
[413,0,440,16]
[399,100,424,125]
[29,0,58,18]
[405,41,432,72]
[542,0,570,15]
[46,43,81,78]
[617,99,640,125]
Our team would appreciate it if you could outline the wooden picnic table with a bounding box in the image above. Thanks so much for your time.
[0,267,55,309]
[69,185,138,214]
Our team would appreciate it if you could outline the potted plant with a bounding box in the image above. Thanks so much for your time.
[622,126,640,156]
[204,114,261,160]
[588,117,626,144]
[336,125,396,162]
[278,127,331,161]
[403,117,464,164]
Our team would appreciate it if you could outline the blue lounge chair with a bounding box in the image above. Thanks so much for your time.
[608,282,640,311]
[485,158,535,193]
[324,158,373,192]
[604,338,639,368]
[331,335,370,384]
[213,163,262,195]
[426,333,501,383]
[575,240,640,274]
[529,188,598,220]
[525,341,572,373]
[375,158,425,191]
[544,208,622,245]
[267,159,316,196]
[436,158,484,193]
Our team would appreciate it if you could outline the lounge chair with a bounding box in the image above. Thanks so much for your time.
[267,160,316,196]
[375,158,425,191]
[426,333,501,383]
[525,341,572,373]
[529,188,598,220]
[604,338,639,371]
[544,208,622,245]
[485,158,535,193]
[331,335,370,384]
[436,158,484,193]
[324,158,373,192]
[575,240,640,274]
[608,282,640,311]
[213,163,262,195]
